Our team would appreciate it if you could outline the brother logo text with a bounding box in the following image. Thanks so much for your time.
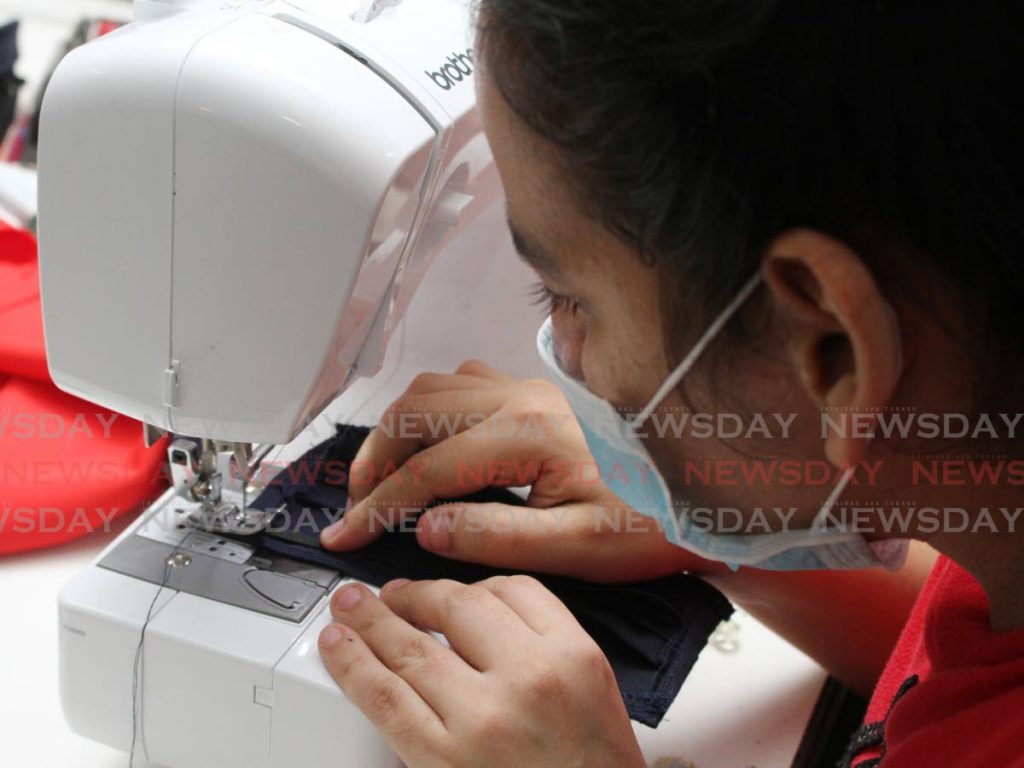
[425,49,474,91]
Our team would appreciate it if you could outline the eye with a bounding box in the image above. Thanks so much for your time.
[529,281,581,316]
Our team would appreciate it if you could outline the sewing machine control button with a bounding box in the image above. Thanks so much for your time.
[434,191,474,227]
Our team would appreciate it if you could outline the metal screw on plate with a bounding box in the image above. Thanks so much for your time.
[166,552,192,568]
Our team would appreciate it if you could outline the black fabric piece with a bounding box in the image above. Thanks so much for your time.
[792,676,868,768]
[250,425,733,728]
[0,21,17,73]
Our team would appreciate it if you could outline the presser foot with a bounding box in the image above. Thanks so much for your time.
[167,436,281,535]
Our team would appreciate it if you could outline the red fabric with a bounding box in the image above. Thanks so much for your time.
[0,223,48,381]
[853,555,1024,766]
[0,222,168,554]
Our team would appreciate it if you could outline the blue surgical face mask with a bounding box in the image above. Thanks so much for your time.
[536,274,908,571]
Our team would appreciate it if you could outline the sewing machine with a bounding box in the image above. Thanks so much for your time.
[37,1,499,766]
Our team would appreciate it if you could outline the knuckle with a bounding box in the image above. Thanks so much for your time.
[506,574,542,591]
[569,639,613,679]
[385,711,431,743]
[485,574,535,601]
[508,384,572,435]
[380,398,412,425]
[511,395,550,424]
[407,372,437,394]
[520,662,569,703]
[395,459,423,485]
[327,646,360,683]
[455,583,489,602]
[520,378,559,397]
[366,678,404,724]
[443,583,488,613]
[392,634,433,671]
[468,575,504,604]
[474,575,506,592]
[456,359,488,375]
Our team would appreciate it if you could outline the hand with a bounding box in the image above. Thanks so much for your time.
[321,360,714,582]
[318,575,647,768]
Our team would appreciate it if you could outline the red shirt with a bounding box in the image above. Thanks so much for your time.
[845,555,1024,767]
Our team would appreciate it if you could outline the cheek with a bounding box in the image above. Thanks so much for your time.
[579,319,654,408]
[586,318,670,410]
[551,300,670,409]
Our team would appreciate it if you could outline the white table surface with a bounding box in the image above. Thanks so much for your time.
[0,3,828,767]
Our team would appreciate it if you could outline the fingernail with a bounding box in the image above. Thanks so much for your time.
[420,510,451,552]
[384,578,411,592]
[333,585,363,611]
[321,517,346,545]
[319,624,344,649]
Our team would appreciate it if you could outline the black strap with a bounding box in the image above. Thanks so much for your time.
[838,674,920,768]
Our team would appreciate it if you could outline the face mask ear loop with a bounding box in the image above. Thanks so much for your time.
[633,274,763,429]
[812,465,856,532]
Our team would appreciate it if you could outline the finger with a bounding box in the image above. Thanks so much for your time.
[415,502,566,564]
[454,359,515,382]
[475,575,579,636]
[346,388,515,505]
[325,419,548,551]
[417,501,698,583]
[379,578,535,670]
[328,584,480,716]
[404,372,506,396]
[322,450,442,551]
[318,622,448,762]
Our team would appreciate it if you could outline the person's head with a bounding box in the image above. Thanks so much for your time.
[474,1,1024,542]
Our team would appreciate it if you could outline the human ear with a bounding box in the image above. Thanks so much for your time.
[762,228,903,467]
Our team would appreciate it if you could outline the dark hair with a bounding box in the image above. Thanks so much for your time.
[476,1,1024,387]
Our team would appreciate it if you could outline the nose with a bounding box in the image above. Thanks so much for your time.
[551,311,586,381]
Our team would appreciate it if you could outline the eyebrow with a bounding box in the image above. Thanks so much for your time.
[507,216,561,277]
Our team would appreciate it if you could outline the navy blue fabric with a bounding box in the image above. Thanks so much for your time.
[251,425,733,727]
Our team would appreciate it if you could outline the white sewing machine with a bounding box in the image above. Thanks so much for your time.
[37,1,499,766]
